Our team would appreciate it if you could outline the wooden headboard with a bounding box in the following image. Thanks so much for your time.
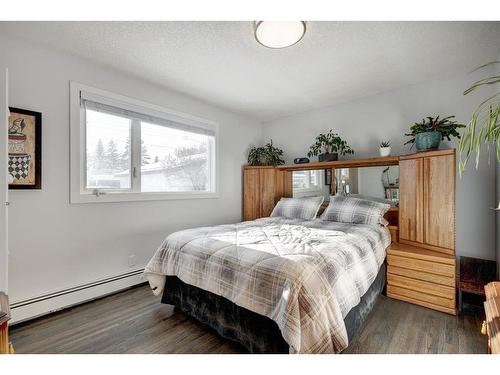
[243,149,455,257]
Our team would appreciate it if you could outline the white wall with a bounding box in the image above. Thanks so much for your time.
[497,51,500,277]
[0,67,8,293]
[357,166,388,199]
[497,156,500,277]
[263,71,497,261]
[0,35,263,314]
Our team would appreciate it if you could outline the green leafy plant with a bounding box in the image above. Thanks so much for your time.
[404,115,465,145]
[307,130,354,158]
[247,140,285,166]
[459,61,500,176]
[380,141,391,148]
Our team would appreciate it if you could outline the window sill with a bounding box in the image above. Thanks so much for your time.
[70,191,220,204]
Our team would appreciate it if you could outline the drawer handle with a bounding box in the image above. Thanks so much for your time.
[481,321,488,336]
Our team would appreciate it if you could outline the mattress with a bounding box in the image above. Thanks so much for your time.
[145,217,391,353]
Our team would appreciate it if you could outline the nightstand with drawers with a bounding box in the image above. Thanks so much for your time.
[386,242,456,315]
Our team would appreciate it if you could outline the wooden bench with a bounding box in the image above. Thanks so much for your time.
[483,282,500,354]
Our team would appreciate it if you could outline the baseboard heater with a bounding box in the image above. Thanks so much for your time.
[10,268,145,309]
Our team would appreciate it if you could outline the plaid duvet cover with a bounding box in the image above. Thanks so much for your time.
[144,217,390,353]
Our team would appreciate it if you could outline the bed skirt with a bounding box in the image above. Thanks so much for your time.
[161,263,386,353]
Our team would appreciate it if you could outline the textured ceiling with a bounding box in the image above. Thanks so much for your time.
[0,21,499,122]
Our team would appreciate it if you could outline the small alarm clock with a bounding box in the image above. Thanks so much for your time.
[293,157,310,164]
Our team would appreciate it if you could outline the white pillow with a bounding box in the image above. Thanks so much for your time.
[270,196,324,220]
[322,195,390,226]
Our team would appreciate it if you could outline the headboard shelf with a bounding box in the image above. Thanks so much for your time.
[275,149,455,171]
[276,155,399,171]
[399,148,455,160]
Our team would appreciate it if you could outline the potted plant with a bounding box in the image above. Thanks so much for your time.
[404,115,465,151]
[307,130,354,162]
[379,141,391,157]
[459,61,500,176]
[247,139,285,166]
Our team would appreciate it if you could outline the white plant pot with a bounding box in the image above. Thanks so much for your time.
[379,146,391,157]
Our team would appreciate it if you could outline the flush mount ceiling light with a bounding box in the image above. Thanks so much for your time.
[254,21,306,49]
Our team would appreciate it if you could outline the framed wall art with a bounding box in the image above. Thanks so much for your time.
[8,107,42,189]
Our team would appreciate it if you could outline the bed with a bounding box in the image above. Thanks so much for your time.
[144,215,391,354]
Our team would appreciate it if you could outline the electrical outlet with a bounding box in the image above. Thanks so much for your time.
[128,255,136,267]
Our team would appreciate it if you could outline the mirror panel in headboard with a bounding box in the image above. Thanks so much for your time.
[291,165,400,235]
[292,166,399,206]
[334,166,399,207]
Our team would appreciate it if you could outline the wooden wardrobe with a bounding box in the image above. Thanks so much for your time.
[398,149,455,254]
[387,149,456,315]
[242,166,292,221]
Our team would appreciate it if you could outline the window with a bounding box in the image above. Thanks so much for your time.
[140,122,211,193]
[293,170,320,190]
[335,168,351,195]
[70,82,218,203]
[86,110,131,190]
[292,170,323,194]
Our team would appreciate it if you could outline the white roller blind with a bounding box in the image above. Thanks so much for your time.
[81,91,216,137]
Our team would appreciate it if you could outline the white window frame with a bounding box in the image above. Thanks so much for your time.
[292,170,324,197]
[70,82,219,204]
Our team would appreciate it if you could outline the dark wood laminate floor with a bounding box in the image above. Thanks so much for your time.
[10,284,487,354]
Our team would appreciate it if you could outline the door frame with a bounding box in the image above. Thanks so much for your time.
[0,67,9,293]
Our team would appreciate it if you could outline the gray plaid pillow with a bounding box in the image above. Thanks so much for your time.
[270,196,324,220]
[322,195,390,226]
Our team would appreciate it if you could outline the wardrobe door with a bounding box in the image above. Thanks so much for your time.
[243,167,261,221]
[399,158,424,243]
[423,155,455,251]
[260,168,277,217]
